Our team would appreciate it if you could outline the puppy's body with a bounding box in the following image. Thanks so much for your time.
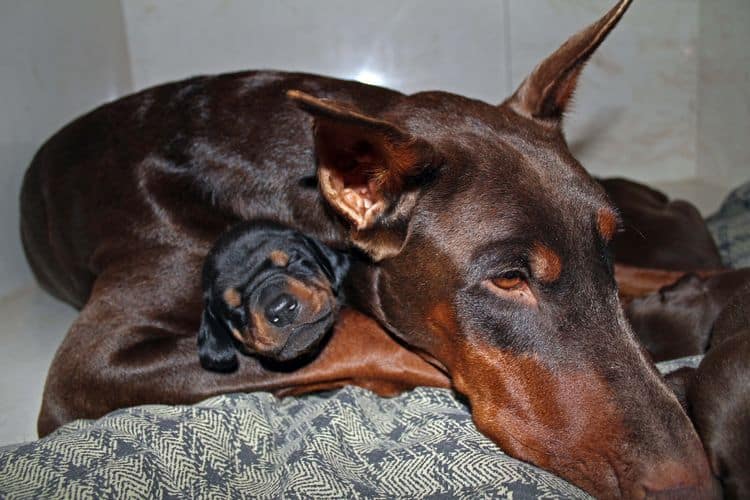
[689,328,750,500]
[199,221,350,371]
[626,268,750,361]
[665,283,750,499]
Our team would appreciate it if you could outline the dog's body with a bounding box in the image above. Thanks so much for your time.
[199,221,349,370]
[690,330,750,500]
[20,1,718,496]
[626,268,750,361]
[599,177,723,271]
[663,283,750,499]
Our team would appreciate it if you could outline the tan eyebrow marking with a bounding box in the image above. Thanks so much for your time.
[223,287,242,308]
[531,243,562,283]
[597,208,618,242]
[269,250,290,267]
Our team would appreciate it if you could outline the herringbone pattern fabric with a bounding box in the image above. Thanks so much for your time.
[0,387,589,499]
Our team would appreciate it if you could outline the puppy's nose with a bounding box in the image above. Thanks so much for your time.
[264,293,298,327]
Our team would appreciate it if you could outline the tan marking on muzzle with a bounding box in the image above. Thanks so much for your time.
[424,301,461,367]
[250,311,282,351]
[531,243,562,283]
[269,250,289,267]
[223,288,242,308]
[286,276,333,318]
[452,340,627,498]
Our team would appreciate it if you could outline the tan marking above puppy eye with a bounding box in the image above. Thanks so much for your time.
[269,250,289,267]
[223,288,242,308]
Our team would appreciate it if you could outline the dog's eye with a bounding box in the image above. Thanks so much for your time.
[484,270,536,307]
[491,270,525,290]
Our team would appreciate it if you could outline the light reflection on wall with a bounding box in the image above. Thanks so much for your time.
[353,69,388,88]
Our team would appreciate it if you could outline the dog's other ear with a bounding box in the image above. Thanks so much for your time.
[197,306,238,373]
[304,237,351,292]
[288,90,438,260]
[504,0,632,124]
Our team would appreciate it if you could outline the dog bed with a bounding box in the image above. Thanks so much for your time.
[0,358,701,499]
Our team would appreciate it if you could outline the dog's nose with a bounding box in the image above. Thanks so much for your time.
[264,293,298,327]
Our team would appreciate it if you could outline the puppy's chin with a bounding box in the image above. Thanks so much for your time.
[235,308,336,363]
[274,310,336,361]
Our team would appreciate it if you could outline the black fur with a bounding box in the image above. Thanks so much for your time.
[198,220,350,371]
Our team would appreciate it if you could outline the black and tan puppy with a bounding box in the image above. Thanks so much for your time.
[198,221,350,372]
[626,268,750,361]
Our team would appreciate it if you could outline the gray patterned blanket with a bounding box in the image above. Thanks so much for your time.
[708,180,750,268]
[0,359,700,499]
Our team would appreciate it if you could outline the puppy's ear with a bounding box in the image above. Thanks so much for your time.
[304,237,350,292]
[197,306,238,373]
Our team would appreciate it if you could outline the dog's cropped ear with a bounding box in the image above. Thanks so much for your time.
[288,90,438,260]
[197,306,238,373]
[303,237,350,292]
[504,0,632,124]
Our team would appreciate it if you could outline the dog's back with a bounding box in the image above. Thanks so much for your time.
[20,71,393,308]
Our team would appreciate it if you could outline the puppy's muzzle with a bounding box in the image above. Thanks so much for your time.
[261,290,299,328]
[239,276,335,361]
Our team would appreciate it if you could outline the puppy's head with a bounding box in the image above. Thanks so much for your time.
[198,223,349,371]
[625,273,711,361]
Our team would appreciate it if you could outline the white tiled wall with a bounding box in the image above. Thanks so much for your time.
[120,0,509,104]
[120,0,713,186]
[697,0,750,190]
[509,0,700,183]
[0,0,132,298]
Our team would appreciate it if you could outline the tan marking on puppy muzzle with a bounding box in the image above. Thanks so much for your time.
[249,311,283,352]
[285,276,334,318]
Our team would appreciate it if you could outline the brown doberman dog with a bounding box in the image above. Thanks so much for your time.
[20,1,717,497]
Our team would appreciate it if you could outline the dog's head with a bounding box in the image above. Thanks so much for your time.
[198,222,348,370]
[289,1,717,497]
